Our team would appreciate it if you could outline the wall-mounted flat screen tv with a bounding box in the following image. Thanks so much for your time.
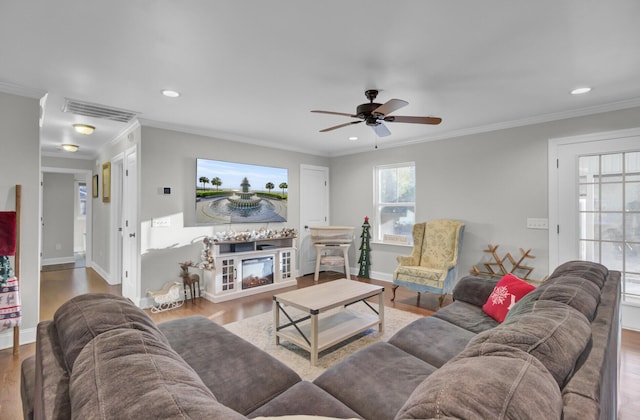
[196,158,288,224]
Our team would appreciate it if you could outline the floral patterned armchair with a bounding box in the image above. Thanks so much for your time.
[392,220,465,308]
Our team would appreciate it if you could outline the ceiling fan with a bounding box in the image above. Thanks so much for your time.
[311,89,442,137]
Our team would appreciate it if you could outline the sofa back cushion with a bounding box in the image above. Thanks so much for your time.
[70,328,246,419]
[452,276,499,307]
[54,293,168,371]
[396,345,562,420]
[465,299,591,387]
[510,275,601,321]
[548,260,608,289]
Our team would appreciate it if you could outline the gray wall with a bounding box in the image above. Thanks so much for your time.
[0,91,41,348]
[42,172,75,262]
[91,126,141,280]
[330,106,640,280]
[137,126,330,294]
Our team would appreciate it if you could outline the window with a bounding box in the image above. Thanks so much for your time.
[374,162,415,245]
[578,151,640,303]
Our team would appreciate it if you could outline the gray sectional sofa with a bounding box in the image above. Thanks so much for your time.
[21,260,620,419]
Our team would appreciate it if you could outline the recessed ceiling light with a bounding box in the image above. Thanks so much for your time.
[73,124,95,135]
[161,89,181,98]
[571,87,592,95]
[62,144,79,152]
[348,136,358,141]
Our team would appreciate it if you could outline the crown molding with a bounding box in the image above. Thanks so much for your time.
[0,81,46,99]
[137,118,330,157]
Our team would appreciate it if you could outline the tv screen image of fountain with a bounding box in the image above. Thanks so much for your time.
[241,256,274,289]
[196,158,288,224]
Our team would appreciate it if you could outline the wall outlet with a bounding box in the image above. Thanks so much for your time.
[152,217,171,228]
[526,218,549,230]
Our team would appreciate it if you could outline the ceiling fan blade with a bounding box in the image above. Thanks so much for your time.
[370,123,391,137]
[384,115,442,125]
[319,120,363,132]
[372,99,408,116]
[311,110,358,118]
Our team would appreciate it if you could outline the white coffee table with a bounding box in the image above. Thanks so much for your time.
[273,279,384,365]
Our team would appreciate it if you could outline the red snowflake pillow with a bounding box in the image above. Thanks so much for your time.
[482,273,536,323]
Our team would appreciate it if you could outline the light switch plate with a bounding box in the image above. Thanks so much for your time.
[527,218,548,230]
[152,217,171,227]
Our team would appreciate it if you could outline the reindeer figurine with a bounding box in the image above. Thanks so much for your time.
[179,261,200,301]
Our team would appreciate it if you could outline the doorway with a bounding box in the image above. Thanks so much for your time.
[549,127,640,329]
[41,168,92,269]
[299,164,329,275]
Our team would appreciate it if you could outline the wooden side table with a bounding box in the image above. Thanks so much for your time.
[314,243,350,281]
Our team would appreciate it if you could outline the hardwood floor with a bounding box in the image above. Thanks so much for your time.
[1,267,638,419]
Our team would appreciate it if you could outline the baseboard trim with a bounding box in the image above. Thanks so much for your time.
[41,256,76,266]
[0,326,36,351]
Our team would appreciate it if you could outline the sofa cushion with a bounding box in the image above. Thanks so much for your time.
[20,355,35,420]
[465,299,591,387]
[548,260,608,289]
[452,276,499,307]
[514,275,600,321]
[248,381,363,419]
[432,301,499,333]
[396,345,563,420]
[70,328,245,419]
[158,315,301,416]
[314,342,437,420]
[34,321,72,420]
[562,270,620,419]
[388,316,476,368]
[482,274,536,322]
[54,293,167,370]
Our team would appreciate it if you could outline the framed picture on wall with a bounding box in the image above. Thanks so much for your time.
[102,162,111,203]
[92,174,99,198]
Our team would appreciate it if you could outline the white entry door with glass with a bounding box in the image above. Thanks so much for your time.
[551,130,640,305]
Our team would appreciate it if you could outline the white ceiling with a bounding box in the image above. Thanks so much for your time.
[2,0,640,158]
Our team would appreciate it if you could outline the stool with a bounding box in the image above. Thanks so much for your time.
[314,243,350,281]
[181,273,200,301]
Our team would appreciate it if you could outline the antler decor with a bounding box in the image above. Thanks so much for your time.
[470,244,547,282]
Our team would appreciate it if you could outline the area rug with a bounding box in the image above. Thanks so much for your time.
[224,303,422,380]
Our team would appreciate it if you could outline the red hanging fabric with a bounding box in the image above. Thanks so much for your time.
[0,211,17,256]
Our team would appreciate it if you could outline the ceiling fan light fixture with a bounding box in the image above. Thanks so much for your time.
[73,123,95,135]
[571,87,592,95]
[62,144,79,152]
[348,136,358,141]
[161,89,181,98]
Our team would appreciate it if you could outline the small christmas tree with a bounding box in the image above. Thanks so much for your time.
[358,217,371,278]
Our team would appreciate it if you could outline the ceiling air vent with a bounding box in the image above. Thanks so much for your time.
[63,98,137,123]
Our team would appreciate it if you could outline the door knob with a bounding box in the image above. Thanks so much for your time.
[129,233,136,238]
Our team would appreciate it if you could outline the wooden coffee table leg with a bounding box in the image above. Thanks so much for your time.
[273,300,280,345]
[378,291,384,332]
[310,310,319,365]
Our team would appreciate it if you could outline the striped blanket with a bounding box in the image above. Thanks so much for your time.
[0,277,21,331]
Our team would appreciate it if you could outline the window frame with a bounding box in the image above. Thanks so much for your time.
[373,162,416,245]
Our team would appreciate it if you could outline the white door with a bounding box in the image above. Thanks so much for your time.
[299,164,329,275]
[550,128,640,307]
[121,147,139,302]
